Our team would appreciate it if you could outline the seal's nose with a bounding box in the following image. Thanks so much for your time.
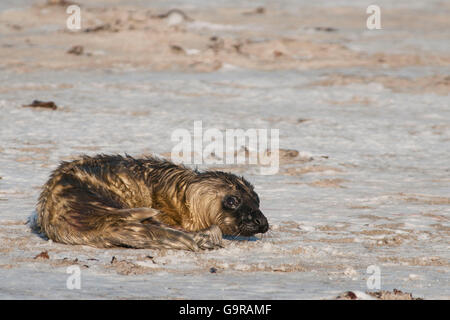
[254,214,269,233]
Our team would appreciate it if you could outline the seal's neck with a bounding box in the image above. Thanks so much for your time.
[182,181,224,232]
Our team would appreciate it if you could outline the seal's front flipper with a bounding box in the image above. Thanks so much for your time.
[100,222,201,251]
[193,225,223,250]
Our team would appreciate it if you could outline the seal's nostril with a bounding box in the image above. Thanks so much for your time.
[259,218,269,233]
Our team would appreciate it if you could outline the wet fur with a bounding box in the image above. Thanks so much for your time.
[36,154,268,251]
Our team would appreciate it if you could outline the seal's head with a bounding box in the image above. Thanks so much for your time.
[187,171,269,237]
[221,190,269,237]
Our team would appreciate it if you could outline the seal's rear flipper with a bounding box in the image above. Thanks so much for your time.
[117,207,163,222]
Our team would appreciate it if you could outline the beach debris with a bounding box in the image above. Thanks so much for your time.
[23,100,58,110]
[61,257,79,265]
[67,45,84,55]
[243,7,266,15]
[152,9,193,25]
[170,45,185,54]
[336,291,371,300]
[336,289,423,300]
[279,149,300,159]
[170,45,200,56]
[8,24,22,31]
[313,27,338,32]
[46,0,78,6]
[144,256,157,264]
[209,267,218,273]
[84,23,115,33]
[367,289,423,300]
[232,42,244,54]
[273,50,284,57]
[208,36,224,53]
[34,251,50,260]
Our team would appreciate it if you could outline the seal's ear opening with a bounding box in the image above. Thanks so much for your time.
[222,195,241,210]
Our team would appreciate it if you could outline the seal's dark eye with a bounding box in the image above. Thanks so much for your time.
[223,195,241,210]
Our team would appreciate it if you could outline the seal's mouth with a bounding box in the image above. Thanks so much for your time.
[239,212,269,236]
[220,209,269,237]
[239,225,269,236]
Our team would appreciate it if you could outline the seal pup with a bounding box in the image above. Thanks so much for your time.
[36,154,269,251]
